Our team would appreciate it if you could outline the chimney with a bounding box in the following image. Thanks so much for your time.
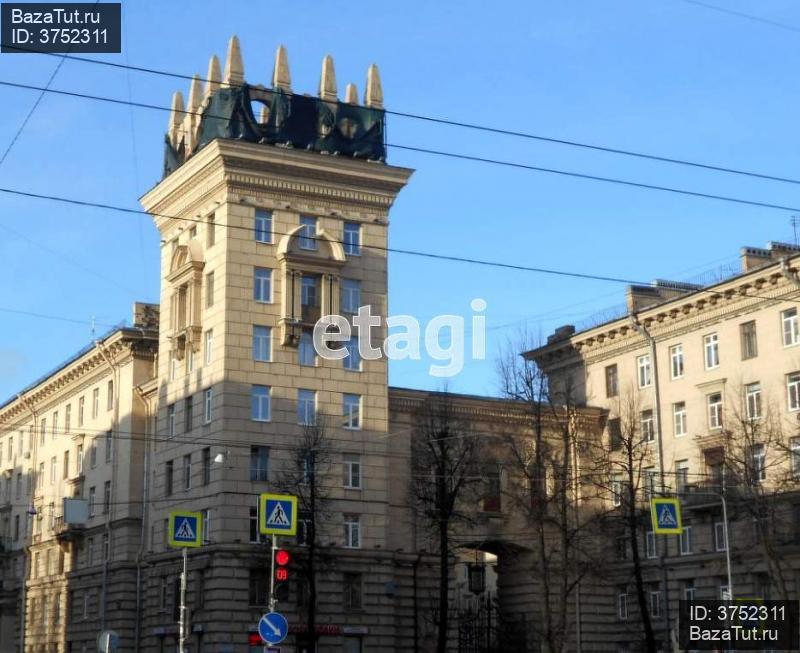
[740,246,772,272]
[133,303,160,330]
[626,280,700,313]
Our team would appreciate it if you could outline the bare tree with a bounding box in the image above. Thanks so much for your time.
[275,417,334,651]
[715,385,794,599]
[580,389,659,653]
[410,390,484,653]
[497,339,607,653]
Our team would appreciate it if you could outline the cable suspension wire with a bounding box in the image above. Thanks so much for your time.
[2,43,799,186]
[3,79,800,216]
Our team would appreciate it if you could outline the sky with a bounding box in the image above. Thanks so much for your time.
[1,0,799,401]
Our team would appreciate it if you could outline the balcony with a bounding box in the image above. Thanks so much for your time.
[679,482,743,510]
[53,516,85,543]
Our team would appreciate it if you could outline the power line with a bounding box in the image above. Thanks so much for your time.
[678,0,800,34]
[2,78,799,216]
[3,42,799,186]
[0,185,798,313]
[0,306,117,328]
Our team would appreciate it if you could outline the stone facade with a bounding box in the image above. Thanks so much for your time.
[528,242,800,650]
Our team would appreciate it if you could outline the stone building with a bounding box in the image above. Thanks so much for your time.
[528,241,800,650]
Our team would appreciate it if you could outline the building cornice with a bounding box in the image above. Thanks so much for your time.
[0,329,157,425]
[529,256,800,369]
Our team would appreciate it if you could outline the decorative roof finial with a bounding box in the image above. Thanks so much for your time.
[365,64,383,109]
[205,54,221,101]
[319,55,337,101]
[168,91,185,143]
[272,45,291,91]
[223,35,244,86]
[345,83,358,104]
[187,74,203,113]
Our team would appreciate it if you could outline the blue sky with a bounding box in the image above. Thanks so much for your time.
[1,0,799,401]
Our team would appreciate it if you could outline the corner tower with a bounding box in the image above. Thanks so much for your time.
[140,36,413,652]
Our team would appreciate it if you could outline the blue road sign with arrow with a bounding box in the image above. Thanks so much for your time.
[258,612,288,645]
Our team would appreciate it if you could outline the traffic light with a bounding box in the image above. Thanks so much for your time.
[274,548,290,602]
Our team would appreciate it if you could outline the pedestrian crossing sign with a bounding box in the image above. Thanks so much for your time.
[259,493,297,536]
[650,497,682,534]
[168,510,203,548]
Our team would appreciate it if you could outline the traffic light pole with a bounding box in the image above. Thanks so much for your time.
[179,547,187,653]
[269,535,277,612]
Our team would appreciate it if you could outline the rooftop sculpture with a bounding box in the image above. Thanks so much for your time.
[164,36,386,177]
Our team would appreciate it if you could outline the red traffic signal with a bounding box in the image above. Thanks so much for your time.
[275,549,290,566]
[276,567,289,581]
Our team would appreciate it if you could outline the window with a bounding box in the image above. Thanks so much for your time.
[202,447,211,486]
[750,443,766,482]
[252,326,271,362]
[714,521,727,551]
[248,568,269,606]
[204,329,213,365]
[37,462,44,489]
[299,331,316,366]
[255,209,272,244]
[343,454,362,489]
[783,308,800,347]
[343,338,361,371]
[344,514,361,548]
[637,354,652,388]
[673,401,687,437]
[40,418,46,445]
[254,267,272,303]
[676,460,689,493]
[76,445,83,474]
[297,510,313,546]
[64,404,71,434]
[608,418,622,451]
[670,344,684,379]
[159,576,168,611]
[165,461,174,497]
[645,530,657,559]
[341,278,361,315]
[63,451,69,479]
[301,275,319,308]
[617,590,628,620]
[50,457,56,484]
[680,525,693,555]
[78,397,85,426]
[343,222,361,256]
[52,411,58,438]
[252,385,271,422]
[203,214,216,249]
[683,580,696,601]
[615,536,627,561]
[605,364,618,398]
[644,469,657,500]
[299,215,317,250]
[707,393,723,429]
[183,454,192,490]
[740,320,758,359]
[203,388,213,424]
[249,504,268,544]
[88,487,96,516]
[342,572,363,610]
[205,271,214,308]
[92,388,99,418]
[298,389,316,426]
[640,410,654,442]
[792,438,800,478]
[649,589,661,618]
[167,404,176,438]
[201,509,210,543]
[611,474,623,507]
[184,397,193,432]
[250,446,269,482]
[103,481,110,514]
[719,583,731,601]
[343,394,361,430]
[788,372,800,411]
[704,333,720,369]
[745,382,762,420]
[105,431,112,463]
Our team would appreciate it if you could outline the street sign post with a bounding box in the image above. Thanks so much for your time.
[259,493,297,536]
[258,612,289,645]
[650,497,683,534]
[169,510,203,653]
